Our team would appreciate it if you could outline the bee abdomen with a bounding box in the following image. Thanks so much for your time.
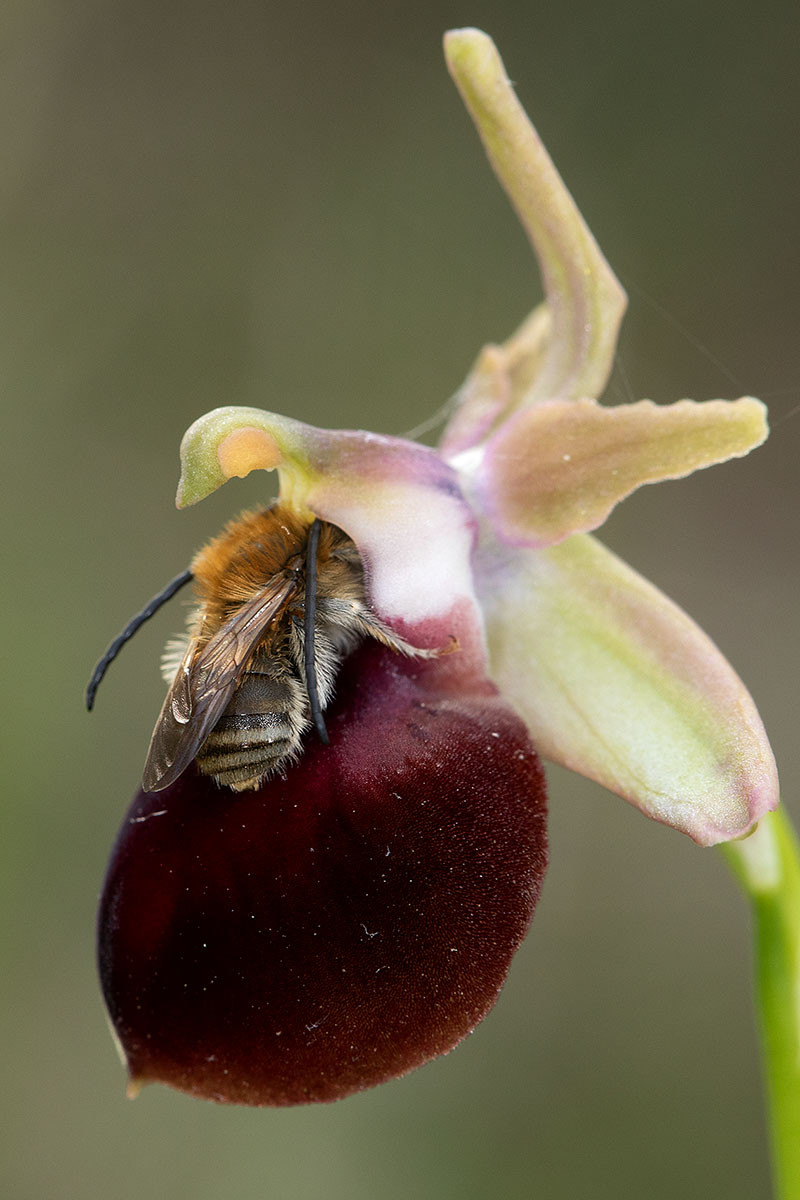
[205,712,294,741]
[197,715,299,790]
[195,668,307,790]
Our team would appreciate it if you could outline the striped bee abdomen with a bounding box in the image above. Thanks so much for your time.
[196,666,308,791]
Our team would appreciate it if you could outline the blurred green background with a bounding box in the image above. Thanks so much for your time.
[3,1,798,1197]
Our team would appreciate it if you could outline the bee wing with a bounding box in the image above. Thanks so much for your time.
[142,572,299,792]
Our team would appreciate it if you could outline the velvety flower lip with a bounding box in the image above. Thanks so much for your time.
[99,644,547,1105]
[97,27,779,1106]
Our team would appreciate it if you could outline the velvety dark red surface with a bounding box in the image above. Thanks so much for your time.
[98,642,547,1105]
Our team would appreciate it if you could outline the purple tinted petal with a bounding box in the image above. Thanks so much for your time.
[474,397,769,547]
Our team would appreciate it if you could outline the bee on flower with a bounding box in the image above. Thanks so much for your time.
[89,29,777,1107]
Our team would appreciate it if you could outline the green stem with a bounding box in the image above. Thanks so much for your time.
[722,808,800,1199]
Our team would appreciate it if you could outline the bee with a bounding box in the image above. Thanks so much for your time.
[87,505,436,792]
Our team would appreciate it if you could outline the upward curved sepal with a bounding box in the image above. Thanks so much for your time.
[443,28,627,429]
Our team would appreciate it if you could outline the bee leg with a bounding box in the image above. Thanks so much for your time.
[352,607,454,660]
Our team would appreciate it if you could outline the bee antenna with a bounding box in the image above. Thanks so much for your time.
[86,568,193,711]
[304,519,329,745]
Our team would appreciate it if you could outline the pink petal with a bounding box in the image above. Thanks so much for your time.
[474,397,769,547]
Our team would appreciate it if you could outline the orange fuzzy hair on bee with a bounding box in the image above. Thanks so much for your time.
[189,506,359,642]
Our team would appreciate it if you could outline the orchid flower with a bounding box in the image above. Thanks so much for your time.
[97,29,789,1146]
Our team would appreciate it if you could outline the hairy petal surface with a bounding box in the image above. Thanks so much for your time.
[98,641,547,1105]
[474,397,769,547]
[476,533,778,845]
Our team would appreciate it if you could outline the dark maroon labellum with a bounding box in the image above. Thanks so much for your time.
[98,643,547,1105]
